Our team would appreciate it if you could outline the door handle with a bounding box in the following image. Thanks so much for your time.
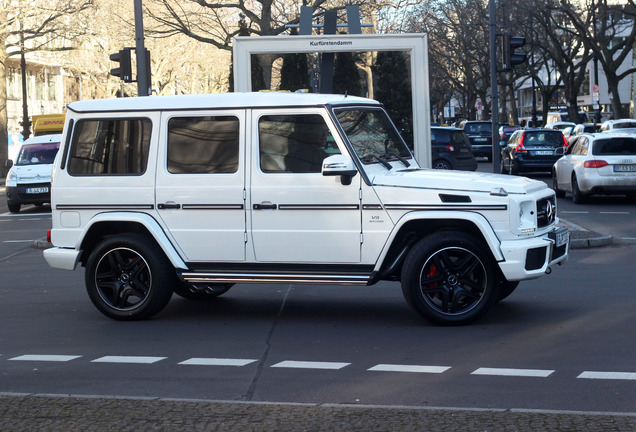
[158,203,181,210]
[253,202,277,210]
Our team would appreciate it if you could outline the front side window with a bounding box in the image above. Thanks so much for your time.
[334,107,411,165]
[167,116,239,174]
[68,118,151,175]
[259,114,337,173]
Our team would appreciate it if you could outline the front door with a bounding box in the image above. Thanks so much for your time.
[155,110,246,262]
[249,109,362,263]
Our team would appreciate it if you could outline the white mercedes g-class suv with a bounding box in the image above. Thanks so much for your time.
[44,92,569,325]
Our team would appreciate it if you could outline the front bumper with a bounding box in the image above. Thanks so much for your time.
[6,183,52,206]
[497,227,569,281]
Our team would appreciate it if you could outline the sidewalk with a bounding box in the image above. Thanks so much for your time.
[1,393,634,432]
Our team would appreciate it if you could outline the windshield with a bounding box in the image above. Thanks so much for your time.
[334,107,412,165]
[15,142,60,166]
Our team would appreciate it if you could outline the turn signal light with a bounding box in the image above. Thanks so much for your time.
[584,160,608,168]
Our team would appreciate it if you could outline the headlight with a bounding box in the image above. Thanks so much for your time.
[6,169,17,187]
[518,200,537,234]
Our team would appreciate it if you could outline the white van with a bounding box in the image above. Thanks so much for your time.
[5,134,61,213]
[43,92,569,325]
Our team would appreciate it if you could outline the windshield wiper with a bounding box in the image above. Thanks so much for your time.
[393,154,410,167]
[361,154,393,170]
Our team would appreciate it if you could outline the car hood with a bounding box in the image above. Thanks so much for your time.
[372,168,546,195]
[11,164,53,181]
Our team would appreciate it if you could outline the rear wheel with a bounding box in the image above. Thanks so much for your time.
[401,232,498,325]
[433,159,452,170]
[85,234,174,320]
[553,171,565,198]
[571,174,587,204]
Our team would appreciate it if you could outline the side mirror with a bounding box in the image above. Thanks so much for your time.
[555,147,566,156]
[322,155,358,185]
[5,159,13,169]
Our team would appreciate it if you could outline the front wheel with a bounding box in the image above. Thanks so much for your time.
[8,202,21,213]
[85,234,174,320]
[401,232,498,325]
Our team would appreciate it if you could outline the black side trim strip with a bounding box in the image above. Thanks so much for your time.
[384,204,507,211]
[362,204,383,210]
[56,204,154,210]
[182,204,244,210]
[277,204,359,210]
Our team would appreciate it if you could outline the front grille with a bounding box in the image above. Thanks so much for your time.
[536,197,556,228]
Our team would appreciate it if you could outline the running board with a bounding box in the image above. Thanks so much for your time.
[180,271,374,286]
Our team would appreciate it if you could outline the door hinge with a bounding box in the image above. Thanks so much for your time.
[360,233,364,244]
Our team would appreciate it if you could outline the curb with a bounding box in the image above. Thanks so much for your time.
[559,218,613,249]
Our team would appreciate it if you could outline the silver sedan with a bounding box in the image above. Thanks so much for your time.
[552,132,636,203]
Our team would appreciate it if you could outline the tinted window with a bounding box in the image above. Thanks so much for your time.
[16,142,60,166]
[523,131,564,148]
[259,114,337,173]
[613,121,636,129]
[68,118,151,175]
[167,116,239,174]
[464,123,490,134]
[592,137,636,155]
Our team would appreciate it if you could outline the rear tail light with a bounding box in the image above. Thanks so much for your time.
[584,160,608,168]
[515,134,527,153]
[446,144,455,152]
[562,135,569,148]
[47,229,51,243]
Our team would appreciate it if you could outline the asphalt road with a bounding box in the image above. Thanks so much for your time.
[1,177,636,430]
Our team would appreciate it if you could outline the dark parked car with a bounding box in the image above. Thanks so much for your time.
[460,120,493,161]
[499,125,521,146]
[501,128,567,175]
[430,127,478,171]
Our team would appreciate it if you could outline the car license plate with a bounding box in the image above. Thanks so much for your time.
[474,138,488,142]
[550,227,569,248]
[614,165,636,172]
[534,150,553,156]
[26,187,48,194]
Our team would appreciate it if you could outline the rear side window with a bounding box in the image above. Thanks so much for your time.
[68,118,151,175]
[167,116,239,174]
[593,138,636,155]
[523,131,563,148]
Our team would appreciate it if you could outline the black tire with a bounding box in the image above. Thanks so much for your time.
[85,234,174,320]
[8,202,21,213]
[400,232,498,325]
[497,280,520,302]
[173,282,233,300]
[553,170,565,198]
[571,174,586,204]
[433,159,452,170]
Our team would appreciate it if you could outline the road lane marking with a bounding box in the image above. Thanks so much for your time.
[368,364,450,373]
[578,371,636,380]
[560,211,589,214]
[271,360,350,370]
[9,355,81,362]
[179,358,257,367]
[3,240,36,243]
[471,368,554,378]
[599,211,630,215]
[91,356,166,364]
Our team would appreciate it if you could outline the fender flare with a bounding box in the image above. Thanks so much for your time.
[375,210,503,270]
[79,212,187,270]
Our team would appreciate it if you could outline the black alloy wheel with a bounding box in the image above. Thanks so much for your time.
[85,234,174,320]
[401,232,498,325]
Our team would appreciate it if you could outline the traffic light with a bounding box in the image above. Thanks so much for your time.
[502,33,526,70]
[109,48,133,82]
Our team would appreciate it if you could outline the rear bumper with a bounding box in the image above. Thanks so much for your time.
[43,247,81,271]
[497,227,569,281]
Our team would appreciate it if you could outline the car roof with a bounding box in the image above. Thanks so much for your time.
[431,126,462,131]
[21,134,63,145]
[67,92,378,113]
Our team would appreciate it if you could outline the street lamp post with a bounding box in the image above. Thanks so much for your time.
[592,0,601,123]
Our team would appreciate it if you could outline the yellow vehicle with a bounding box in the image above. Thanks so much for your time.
[32,114,66,136]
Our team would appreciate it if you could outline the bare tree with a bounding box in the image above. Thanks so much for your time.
[0,0,93,176]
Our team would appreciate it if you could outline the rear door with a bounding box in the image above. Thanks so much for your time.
[155,110,246,262]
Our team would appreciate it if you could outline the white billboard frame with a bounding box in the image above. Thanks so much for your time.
[232,33,431,167]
